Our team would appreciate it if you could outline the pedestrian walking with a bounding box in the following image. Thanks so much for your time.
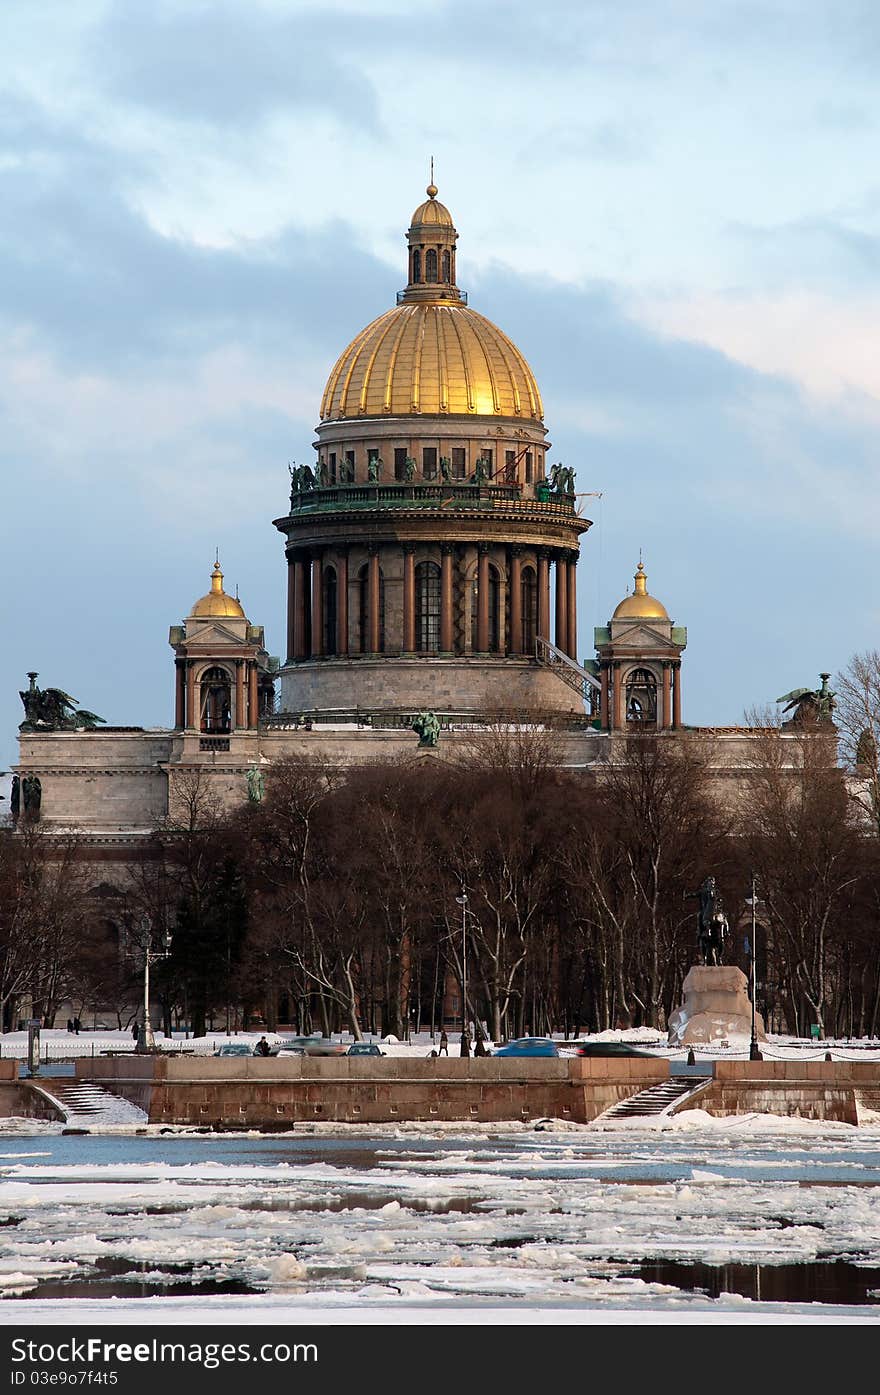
[439,1030,448,1056]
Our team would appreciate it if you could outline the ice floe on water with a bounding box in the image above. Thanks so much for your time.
[0,1115,879,1321]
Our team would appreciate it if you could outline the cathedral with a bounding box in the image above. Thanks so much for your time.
[15,181,774,870]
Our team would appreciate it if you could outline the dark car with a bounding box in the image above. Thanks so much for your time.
[492,1037,559,1058]
[346,1042,385,1057]
[271,1036,348,1057]
[569,1041,659,1058]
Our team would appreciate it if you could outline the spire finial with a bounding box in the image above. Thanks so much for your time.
[427,155,437,199]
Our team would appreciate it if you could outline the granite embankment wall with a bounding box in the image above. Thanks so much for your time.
[70,1055,880,1127]
[0,1060,65,1121]
[76,1055,670,1127]
[675,1060,880,1126]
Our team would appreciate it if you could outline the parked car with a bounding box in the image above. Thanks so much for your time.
[214,1042,252,1057]
[568,1041,659,1058]
[492,1037,559,1058]
[347,1042,385,1057]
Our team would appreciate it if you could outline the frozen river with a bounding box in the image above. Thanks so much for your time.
[1,1112,880,1322]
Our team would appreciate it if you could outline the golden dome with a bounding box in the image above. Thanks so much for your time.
[190,562,246,619]
[320,301,544,420]
[612,562,669,621]
[410,183,454,227]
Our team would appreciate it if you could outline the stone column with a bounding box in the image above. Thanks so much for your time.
[476,544,490,653]
[672,662,682,729]
[403,545,416,653]
[310,552,323,658]
[174,660,185,729]
[537,550,550,642]
[186,662,197,731]
[508,547,522,655]
[554,552,567,652]
[293,555,308,660]
[567,557,578,660]
[286,553,296,664]
[337,549,349,656]
[235,660,245,730]
[600,663,610,730]
[440,544,454,654]
[613,662,624,731]
[661,663,672,729]
[248,662,259,729]
[368,546,381,654]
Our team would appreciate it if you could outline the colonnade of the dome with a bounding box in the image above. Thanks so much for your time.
[284,540,578,664]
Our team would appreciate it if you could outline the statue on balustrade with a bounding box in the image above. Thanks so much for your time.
[411,711,441,748]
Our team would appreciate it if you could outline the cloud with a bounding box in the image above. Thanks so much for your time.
[90,1,381,132]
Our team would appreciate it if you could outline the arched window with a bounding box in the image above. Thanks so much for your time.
[323,567,337,656]
[200,666,232,733]
[442,249,451,282]
[425,248,438,282]
[521,566,537,654]
[358,563,385,653]
[626,668,658,725]
[470,565,501,652]
[415,561,441,652]
[412,249,421,283]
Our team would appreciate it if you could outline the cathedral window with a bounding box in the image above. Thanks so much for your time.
[470,565,500,652]
[394,447,408,480]
[422,446,437,478]
[329,452,337,484]
[344,449,355,482]
[358,563,385,653]
[505,449,516,480]
[451,447,466,478]
[521,566,537,653]
[482,448,493,477]
[442,250,451,282]
[412,249,421,283]
[323,567,338,655]
[625,668,658,726]
[415,562,441,652]
[525,452,533,483]
[425,248,438,282]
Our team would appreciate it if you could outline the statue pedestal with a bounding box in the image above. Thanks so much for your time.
[667,966,766,1047]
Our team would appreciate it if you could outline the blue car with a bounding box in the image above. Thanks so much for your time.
[492,1037,559,1058]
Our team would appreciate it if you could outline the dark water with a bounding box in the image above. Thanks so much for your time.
[639,1259,880,1305]
[19,1258,257,1301]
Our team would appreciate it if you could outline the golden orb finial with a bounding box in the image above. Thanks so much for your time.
[427,156,437,198]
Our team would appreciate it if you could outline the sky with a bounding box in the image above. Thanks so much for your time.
[4,0,880,775]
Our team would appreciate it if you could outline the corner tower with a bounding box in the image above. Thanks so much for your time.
[273,181,590,719]
[594,562,687,730]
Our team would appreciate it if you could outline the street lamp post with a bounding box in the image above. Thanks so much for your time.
[745,872,762,1062]
[455,888,469,1058]
[136,919,173,1054]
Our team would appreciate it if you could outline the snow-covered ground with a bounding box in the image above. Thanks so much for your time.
[0,1113,879,1323]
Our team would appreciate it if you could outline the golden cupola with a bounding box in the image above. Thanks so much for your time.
[612,562,670,621]
[319,181,544,423]
[189,561,246,619]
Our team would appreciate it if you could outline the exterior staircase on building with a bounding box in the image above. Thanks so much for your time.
[28,1079,148,1127]
[598,1075,713,1120]
[535,636,601,703]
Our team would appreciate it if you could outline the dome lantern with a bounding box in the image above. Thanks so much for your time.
[402,172,461,304]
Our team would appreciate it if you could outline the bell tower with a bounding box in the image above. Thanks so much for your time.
[593,562,687,731]
[168,561,277,738]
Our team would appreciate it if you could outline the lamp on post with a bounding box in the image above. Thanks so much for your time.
[744,873,762,1062]
[455,888,469,1058]
[136,918,173,1054]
